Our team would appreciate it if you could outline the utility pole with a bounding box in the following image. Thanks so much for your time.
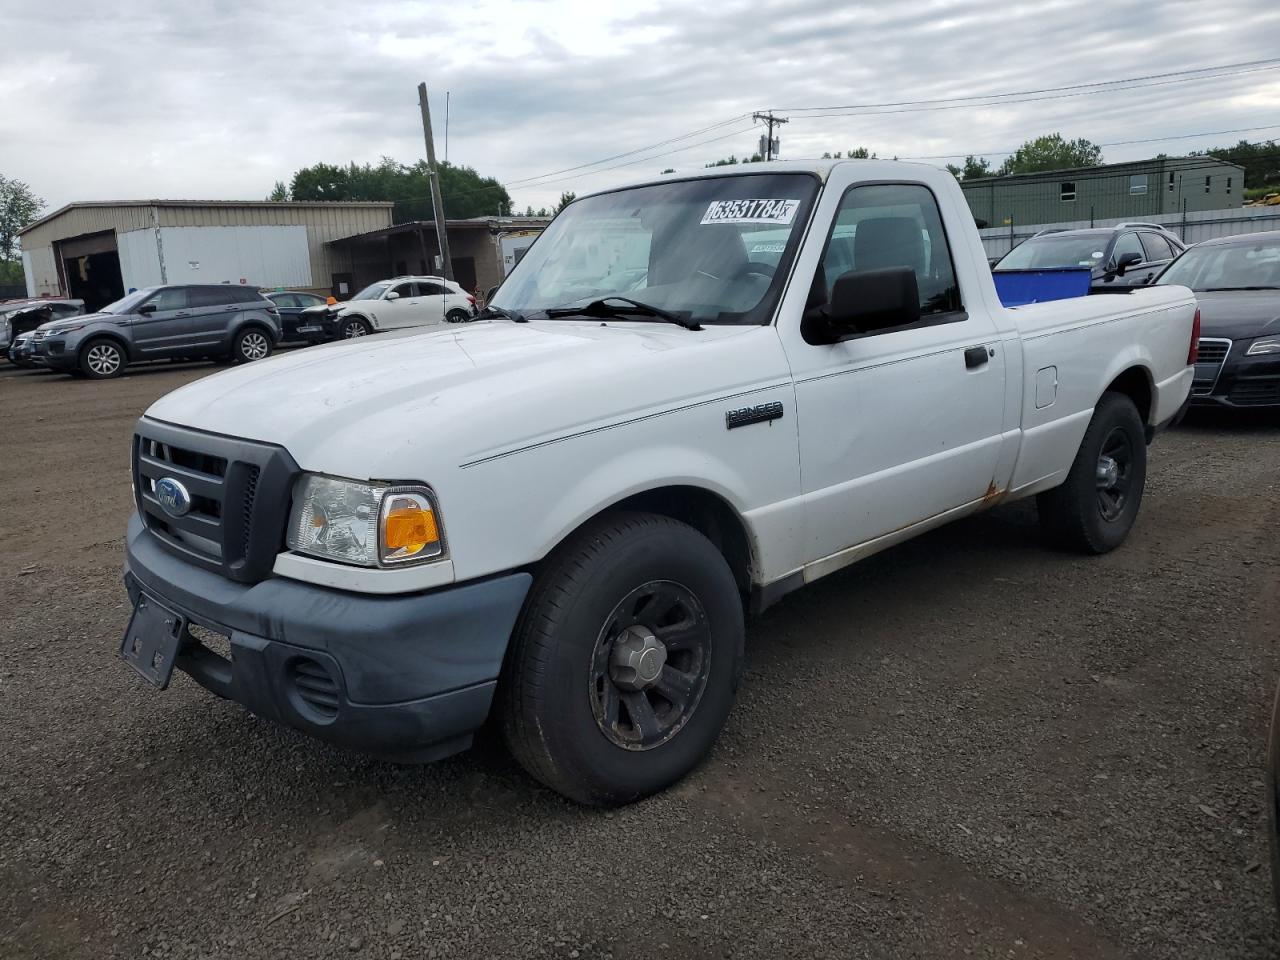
[417,82,455,281]
[752,111,788,161]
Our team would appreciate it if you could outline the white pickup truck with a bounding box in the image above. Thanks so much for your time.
[121,160,1197,805]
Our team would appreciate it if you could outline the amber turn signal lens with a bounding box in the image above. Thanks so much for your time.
[383,501,439,555]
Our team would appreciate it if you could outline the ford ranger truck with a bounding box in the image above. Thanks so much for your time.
[121,160,1197,805]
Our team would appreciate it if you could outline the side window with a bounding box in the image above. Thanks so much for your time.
[419,282,448,297]
[52,304,82,318]
[189,287,234,307]
[1140,233,1174,263]
[820,182,962,319]
[1112,233,1146,264]
[298,294,325,307]
[145,288,189,311]
[272,294,299,308]
[388,282,416,298]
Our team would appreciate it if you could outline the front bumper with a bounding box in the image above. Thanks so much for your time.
[34,337,76,369]
[124,514,532,762]
[1193,351,1280,408]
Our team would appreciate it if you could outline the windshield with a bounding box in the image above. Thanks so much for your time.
[996,233,1112,271]
[351,282,391,301]
[492,172,820,325]
[1156,237,1280,290]
[100,289,155,315]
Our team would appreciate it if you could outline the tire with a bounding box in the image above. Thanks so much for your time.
[233,327,273,364]
[501,511,744,806]
[446,309,470,324]
[78,337,127,379]
[1037,392,1147,554]
[340,317,371,339]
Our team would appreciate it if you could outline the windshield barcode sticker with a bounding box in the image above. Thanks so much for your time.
[701,199,799,226]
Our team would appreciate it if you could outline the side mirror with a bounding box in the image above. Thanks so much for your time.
[138,303,157,315]
[384,291,400,301]
[802,267,920,344]
[1113,252,1142,277]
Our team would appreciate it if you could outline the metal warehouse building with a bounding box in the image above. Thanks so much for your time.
[18,200,393,311]
[961,156,1245,229]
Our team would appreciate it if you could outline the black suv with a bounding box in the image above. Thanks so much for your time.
[33,284,282,380]
[994,222,1186,290]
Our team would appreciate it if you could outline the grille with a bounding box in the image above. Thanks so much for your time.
[289,658,340,719]
[1192,338,1232,397]
[1230,379,1280,407]
[132,419,298,583]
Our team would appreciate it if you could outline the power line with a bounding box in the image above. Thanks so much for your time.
[897,124,1280,161]
[770,58,1280,115]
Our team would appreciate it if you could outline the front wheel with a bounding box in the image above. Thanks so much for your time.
[1037,392,1147,553]
[79,338,127,379]
[501,512,744,806]
[340,318,371,339]
[446,309,471,324]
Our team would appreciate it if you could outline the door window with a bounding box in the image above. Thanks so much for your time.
[1111,233,1146,265]
[1139,233,1174,263]
[145,288,189,311]
[819,183,962,321]
[270,294,300,308]
[388,282,416,298]
[419,282,449,297]
[189,287,235,307]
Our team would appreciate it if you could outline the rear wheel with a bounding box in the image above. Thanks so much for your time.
[340,318,371,339]
[1038,392,1147,553]
[79,338,126,379]
[501,512,744,806]
[446,308,471,323]
[233,327,272,363]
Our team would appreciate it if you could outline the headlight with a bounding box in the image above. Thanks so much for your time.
[286,474,446,567]
[52,322,87,334]
[1246,337,1280,357]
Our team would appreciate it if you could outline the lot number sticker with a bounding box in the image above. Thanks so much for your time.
[701,199,799,226]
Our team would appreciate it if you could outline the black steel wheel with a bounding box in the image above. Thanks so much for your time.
[446,309,471,323]
[588,580,713,752]
[1038,391,1147,554]
[501,512,744,805]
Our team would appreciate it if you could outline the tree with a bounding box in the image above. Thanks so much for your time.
[266,181,290,201]
[821,148,876,160]
[0,175,44,263]
[945,155,993,181]
[286,156,511,221]
[554,191,576,214]
[996,134,1102,176]
[1190,139,1280,191]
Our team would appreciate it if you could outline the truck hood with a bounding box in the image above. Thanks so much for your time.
[144,319,780,479]
[1194,290,1280,340]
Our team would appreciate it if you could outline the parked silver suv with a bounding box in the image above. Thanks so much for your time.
[34,284,281,380]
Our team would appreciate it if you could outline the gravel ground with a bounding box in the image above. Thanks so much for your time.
[1,359,1278,960]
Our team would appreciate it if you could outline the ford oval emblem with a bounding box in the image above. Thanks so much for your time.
[154,477,192,518]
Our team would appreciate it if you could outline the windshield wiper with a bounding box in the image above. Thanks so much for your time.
[474,304,526,323]
[544,297,702,331]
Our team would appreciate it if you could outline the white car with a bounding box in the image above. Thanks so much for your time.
[325,276,476,338]
[121,159,1196,806]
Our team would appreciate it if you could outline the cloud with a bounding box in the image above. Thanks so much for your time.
[3,0,1279,215]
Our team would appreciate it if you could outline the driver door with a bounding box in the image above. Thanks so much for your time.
[378,281,422,329]
[131,287,192,356]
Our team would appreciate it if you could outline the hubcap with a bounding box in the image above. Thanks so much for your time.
[1095,427,1133,522]
[589,580,712,751]
[87,344,121,375]
[241,332,268,360]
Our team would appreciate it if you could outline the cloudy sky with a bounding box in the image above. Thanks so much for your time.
[4,0,1280,216]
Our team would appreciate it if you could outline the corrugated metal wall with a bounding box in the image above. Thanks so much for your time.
[156,226,312,287]
[19,202,392,297]
[978,205,1280,259]
[117,229,163,288]
[22,245,60,297]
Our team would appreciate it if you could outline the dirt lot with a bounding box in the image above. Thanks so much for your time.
[1,359,1279,960]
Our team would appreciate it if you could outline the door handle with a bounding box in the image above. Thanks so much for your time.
[174,311,191,317]
[964,345,990,369]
